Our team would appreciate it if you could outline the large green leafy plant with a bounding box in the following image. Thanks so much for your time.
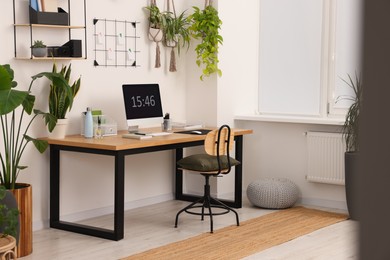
[47,63,80,132]
[0,64,69,189]
[188,5,223,80]
[0,186,18,238]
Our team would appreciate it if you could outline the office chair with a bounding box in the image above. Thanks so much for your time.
[175,125,240,233]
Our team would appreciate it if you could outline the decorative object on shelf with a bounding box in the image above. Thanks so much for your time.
[93,18,140,68]
[145,0,163,68]
[0,64,70,257]
[46,63,81,138]
[337,74,362,220]
[188,0,223,80]
[31,40,47,57]
[161,0,190,72]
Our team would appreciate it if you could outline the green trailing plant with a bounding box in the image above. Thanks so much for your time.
[337,74,362,152]
[31,40,46,48]
[0,64,70,189]
[48,63,81,132]
[0,186,19,238]
[188,5,223,80]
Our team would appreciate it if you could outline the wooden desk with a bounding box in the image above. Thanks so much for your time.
[45,128,252,241]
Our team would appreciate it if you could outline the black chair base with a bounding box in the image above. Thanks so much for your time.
[174,175,240,233]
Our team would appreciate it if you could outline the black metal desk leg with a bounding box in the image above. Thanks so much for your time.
[234,136,243,208]
[50,146,60,225]
[114,152,125,240]
[175,148,184,200]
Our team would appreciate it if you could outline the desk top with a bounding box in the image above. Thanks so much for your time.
[43,128,253,151]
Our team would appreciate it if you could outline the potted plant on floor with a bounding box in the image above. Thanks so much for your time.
[0,64,69,256]
[339,74,362,220]
[46,63,81,139]
[188,1,223,80]
[162,10,191,72]
[31,40,47,57]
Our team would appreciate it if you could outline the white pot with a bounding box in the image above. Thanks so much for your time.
[165,34,179,47]
[48,118,69,139]
[148,28,163,42]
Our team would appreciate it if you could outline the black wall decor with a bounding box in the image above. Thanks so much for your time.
[93,18,140,67]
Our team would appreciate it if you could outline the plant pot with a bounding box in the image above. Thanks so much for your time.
[10,183,32,257]
[345,151,359,220]
[148,27,163,42]
[48,118,69,139]
[32,47,47,57]
[165,35,179,48]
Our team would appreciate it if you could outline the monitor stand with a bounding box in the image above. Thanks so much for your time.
[128,125,139,133]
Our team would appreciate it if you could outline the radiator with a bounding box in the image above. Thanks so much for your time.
[306,131,346,185]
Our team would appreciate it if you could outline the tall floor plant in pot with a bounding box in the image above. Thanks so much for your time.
[340,74,362,220]
[0,64,69,256]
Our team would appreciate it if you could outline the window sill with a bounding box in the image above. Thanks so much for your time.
[234,114,344,126]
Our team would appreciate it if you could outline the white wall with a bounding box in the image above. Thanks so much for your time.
[1,0,347,231]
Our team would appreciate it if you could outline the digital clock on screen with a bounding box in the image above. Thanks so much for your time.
[130,95,156,107]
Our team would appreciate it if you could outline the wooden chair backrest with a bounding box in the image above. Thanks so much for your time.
[204,126,234,156]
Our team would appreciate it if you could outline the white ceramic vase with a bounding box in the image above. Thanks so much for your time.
[48,118,69,139]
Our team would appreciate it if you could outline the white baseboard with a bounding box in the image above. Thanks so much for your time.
[33,193,347,231]
[33,193,174,231]
[298,197,348,211]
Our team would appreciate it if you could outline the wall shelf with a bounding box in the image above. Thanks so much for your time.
[12,0,87,60]
[14,24,85,29]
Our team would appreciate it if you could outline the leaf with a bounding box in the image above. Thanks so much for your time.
[0,89,29,115]
[24,135,49,153]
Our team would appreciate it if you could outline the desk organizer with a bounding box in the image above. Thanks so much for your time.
[81,114,117,137]
[29,6,69,25]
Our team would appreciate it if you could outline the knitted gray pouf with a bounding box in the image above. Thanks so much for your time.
[247,178,299,209]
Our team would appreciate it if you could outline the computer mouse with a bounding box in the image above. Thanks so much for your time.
[191,130,202,135]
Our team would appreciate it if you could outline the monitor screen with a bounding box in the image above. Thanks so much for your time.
[122,84,164,128]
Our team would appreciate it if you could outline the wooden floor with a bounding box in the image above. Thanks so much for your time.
[21,199,358,259]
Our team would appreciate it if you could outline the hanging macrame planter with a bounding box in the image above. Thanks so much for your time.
[165,0,178,72]
[148,0,163,68]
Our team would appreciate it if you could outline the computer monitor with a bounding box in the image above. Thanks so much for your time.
[122,84,164,131]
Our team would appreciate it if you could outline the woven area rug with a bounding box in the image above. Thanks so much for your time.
[122,207,347,260]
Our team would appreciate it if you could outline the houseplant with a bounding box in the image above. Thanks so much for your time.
[31,40,47,57]
[162,10,191,72]
[339,74,362,220]
[0,186,19,239]
[0,64,69,256]
[145,2,164,68]
[0,186,18,259]
[46,63,81,138]
[188,4,223,80]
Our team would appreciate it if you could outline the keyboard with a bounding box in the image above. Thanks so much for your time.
[149,132,172,136]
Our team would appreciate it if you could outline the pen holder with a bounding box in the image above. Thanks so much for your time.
[162,119,172,131]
